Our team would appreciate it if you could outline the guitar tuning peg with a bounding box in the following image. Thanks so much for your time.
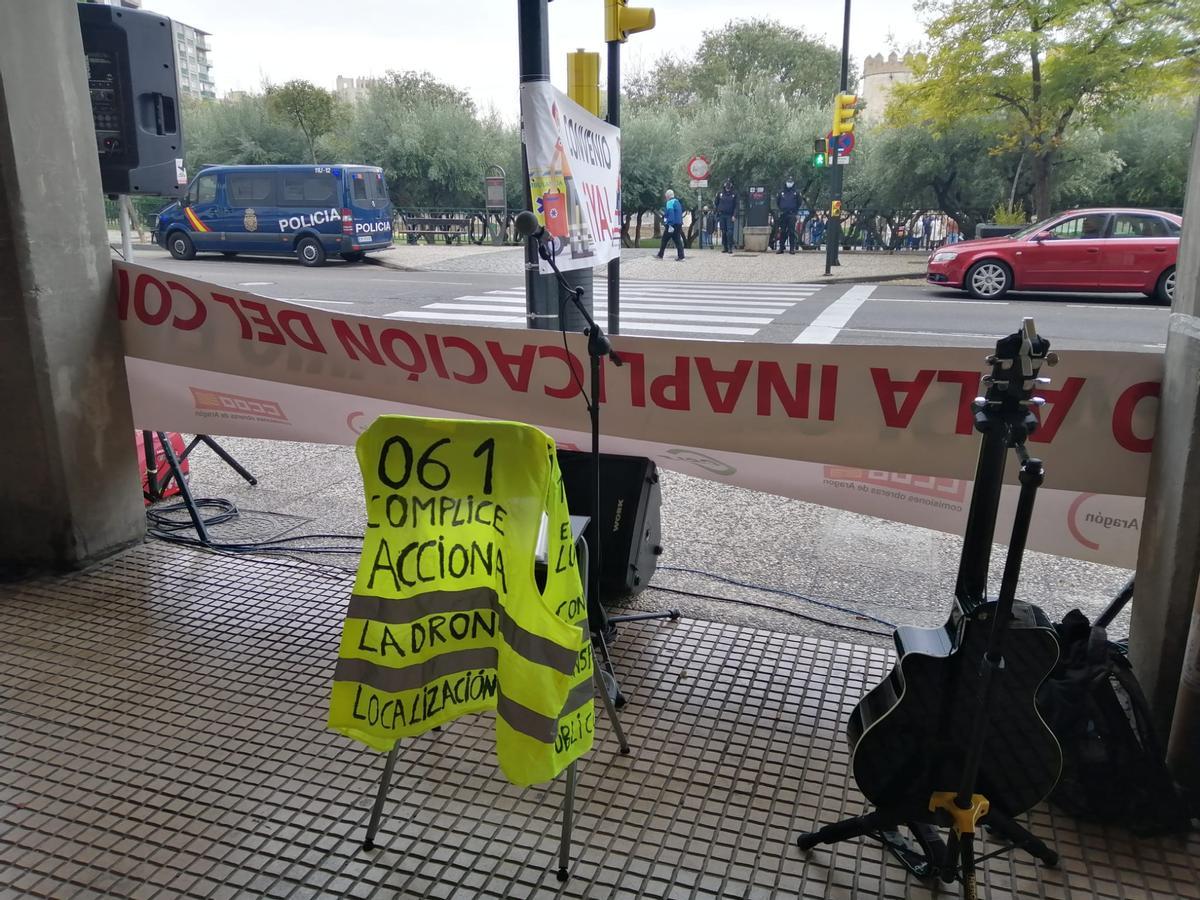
[985,354,998,365]
[1044,352,1059,367]
[1036,376,1051,384]
[1021,397,1046,408]
[980,375,995,385]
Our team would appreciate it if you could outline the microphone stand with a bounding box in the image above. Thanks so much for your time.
[531,233,680,706]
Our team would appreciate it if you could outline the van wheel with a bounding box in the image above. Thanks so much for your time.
[297,237,326,267]
[340,251,366,263]
[168,231,195,260]
[1155,266,1176,306]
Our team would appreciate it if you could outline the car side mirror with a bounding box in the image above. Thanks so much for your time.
[180,196,190,208]
[1033,231,1052,242]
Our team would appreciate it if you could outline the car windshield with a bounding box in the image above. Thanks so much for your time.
[1009,217,1058,239]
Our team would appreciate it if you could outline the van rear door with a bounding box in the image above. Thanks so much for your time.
[346,168,393,250]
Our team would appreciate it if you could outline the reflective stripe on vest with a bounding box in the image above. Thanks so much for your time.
[328,415,594,786]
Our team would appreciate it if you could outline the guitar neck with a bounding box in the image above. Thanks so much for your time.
[955,426,1010,617]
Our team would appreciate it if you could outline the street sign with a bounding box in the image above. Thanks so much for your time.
[689,178,708,188]
[686,155,710,181]
[484,175,506,209]
[837,156,850,165]
[826,131,855,155]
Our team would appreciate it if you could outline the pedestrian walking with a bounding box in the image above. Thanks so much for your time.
[715,179,738,253]
[775,175,800,254]
[655,189,685,261]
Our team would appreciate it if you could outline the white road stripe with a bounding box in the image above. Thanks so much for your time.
[419,303,773,324]
[870,297,1007,306]
[461,296,789,314]
[237,281,275,286]
[1067,304,1162,311]
[841,328,998,339]
[384,310,758,335]
[477,296,796,314]
[622,280,824,289]
[794,285,875,343]
[277,298,356,306]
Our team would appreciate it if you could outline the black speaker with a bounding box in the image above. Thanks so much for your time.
[78,4,186,197]
[557,451,663,600]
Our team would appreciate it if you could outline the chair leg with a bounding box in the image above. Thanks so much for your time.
[557,762,576,882]
[362,743,400,851]
[593,664,630,755]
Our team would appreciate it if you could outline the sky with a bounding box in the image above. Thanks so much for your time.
[141,0,928,121]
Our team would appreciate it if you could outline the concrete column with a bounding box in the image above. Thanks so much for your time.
[1129,104,1200,739]
[0,0,145,572]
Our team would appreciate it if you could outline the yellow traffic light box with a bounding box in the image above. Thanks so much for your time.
[567,50,601,116]
[606,0,655,43]
[832,93,858,136]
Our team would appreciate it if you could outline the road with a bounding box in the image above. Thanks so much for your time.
[134,247,1168,351]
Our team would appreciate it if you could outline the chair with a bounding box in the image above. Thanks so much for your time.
[327,415,628,880]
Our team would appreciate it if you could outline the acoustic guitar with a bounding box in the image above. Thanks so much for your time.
[846,321,1063,820]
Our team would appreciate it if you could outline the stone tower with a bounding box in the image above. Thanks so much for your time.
[860,52,920,124]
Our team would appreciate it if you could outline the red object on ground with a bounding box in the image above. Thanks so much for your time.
[134,431,189,504]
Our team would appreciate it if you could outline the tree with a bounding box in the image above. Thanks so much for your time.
[893,0,1197,217]
[1095,102,1195,209]
[619,106,684,244]
[265,80,337,163]
[627,18,847,110]
[182,94,309,172]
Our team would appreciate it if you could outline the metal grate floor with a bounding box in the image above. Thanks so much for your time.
[1,543,1196,899]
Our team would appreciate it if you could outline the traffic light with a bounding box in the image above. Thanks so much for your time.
[567,50,601,116]
[832,93,859,136]
[606,0,655,43]
[812,138,828,168]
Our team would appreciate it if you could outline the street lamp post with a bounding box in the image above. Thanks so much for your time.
[824,0,852,276]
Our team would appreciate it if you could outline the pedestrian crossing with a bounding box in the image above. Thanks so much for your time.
[383,280,822,339]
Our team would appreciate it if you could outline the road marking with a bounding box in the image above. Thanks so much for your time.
[841,328,998,339]
[419,303,773,324]
[277,298,355,306]
[1143,343,1167,348]
[237,281,275,286]
[384,310,758,335]
[1066,304,1162,311]
[870,297,1007,306]
[484,289,798,309]
[465,296,790,315]
[793,285,875,343]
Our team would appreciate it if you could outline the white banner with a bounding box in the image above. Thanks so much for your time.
[116,263,1163,567]
[520,81,621,274]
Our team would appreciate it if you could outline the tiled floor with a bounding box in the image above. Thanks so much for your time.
[1,543,1196,899]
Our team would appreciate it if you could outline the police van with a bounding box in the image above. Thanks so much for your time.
[155,164,393,266]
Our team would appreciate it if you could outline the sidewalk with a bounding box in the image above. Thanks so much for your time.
[3,539,1192,900]
[370,243,929,284]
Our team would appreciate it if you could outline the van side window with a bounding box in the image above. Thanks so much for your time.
[189,174,216,205]
[351,170,388,208]
[227,174,276,208]
[281,173,338,207]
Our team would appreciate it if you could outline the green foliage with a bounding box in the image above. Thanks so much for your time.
[1094,102,1196,209]
[264,80,338,163]
[628,18,847,110]
[182,94,310,172]
[893,0,1198,216]
[322,71,517,207]
[990,203,1028,225]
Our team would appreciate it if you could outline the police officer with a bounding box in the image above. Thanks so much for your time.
[715,179,738,254]
[776,175,800,254]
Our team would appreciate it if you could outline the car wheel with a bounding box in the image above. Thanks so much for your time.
[297,236,326,267]
[222,251,238,258]
[340,251,366,263]
[168,231,195,260]
[965,260,1011,300]
[1155,266,1176,306]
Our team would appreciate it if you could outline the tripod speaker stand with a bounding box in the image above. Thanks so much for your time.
[515,211,679,707]
[142,430,257,543]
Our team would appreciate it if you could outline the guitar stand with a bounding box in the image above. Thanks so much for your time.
[799,321,1060,897]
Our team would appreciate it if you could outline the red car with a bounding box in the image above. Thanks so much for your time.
[926,208,1181,304]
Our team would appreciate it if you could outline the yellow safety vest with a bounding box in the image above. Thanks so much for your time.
[328,415,594,786]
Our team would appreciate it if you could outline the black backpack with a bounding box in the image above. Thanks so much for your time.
[1037,609,1192,835]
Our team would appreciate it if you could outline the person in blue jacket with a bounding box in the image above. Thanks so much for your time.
[656,189,685,261]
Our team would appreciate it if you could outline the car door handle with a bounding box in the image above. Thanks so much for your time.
[1154,247,1168,252]
[1087,247,1100,253]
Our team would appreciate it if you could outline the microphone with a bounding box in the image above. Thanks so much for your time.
[514,209,546,242]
